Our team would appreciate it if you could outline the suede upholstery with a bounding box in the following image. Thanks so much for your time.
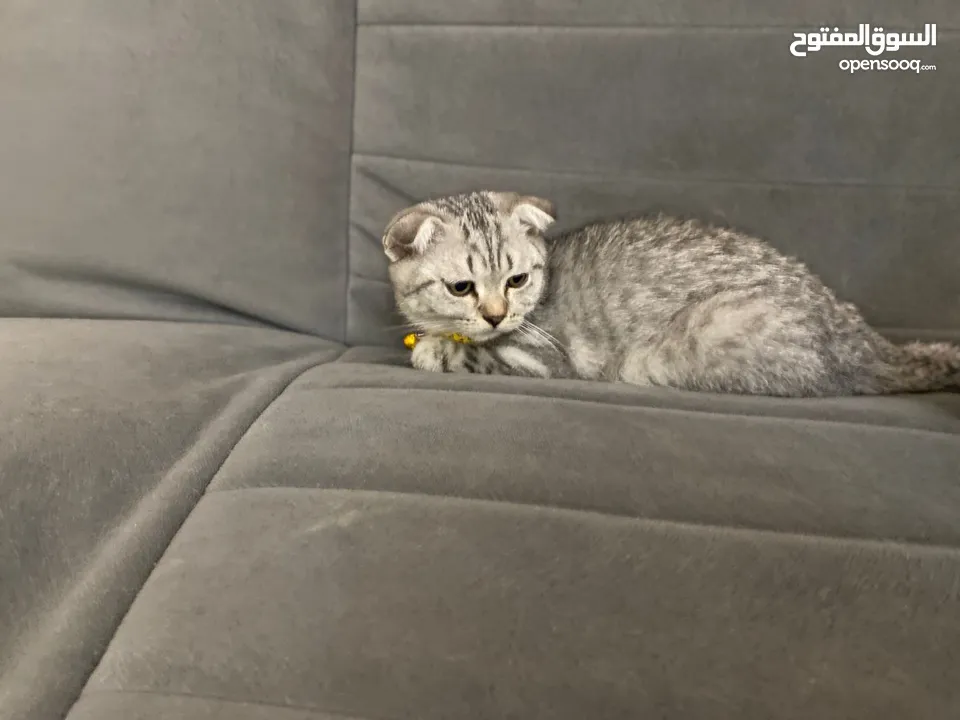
[1,2,959,719]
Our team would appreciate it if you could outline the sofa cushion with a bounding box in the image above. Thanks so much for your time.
[72,353,960,719]
[206,351,960,544]
[0,320,341,720]
[359,0,952,27]
[0,1,355,337]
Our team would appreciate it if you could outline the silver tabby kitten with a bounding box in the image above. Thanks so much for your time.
[383,190,960,397]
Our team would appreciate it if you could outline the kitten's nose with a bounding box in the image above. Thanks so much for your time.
[479,297,507,328]
[481,311,505,328]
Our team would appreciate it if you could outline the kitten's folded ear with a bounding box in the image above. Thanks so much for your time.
[505,194,557,234]
[382,205,443,262]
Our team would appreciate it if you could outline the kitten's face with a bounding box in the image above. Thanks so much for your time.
[382,191,556,343]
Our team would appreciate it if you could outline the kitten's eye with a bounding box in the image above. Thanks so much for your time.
[506,273,529,289]
[446,280,474,297]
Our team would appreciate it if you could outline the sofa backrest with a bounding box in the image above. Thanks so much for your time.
[2,1,958,346]
[0,1,355,337]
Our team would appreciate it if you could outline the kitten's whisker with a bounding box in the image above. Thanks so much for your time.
[521,320,564,353]
[537,329,564,354]
[412,318,467,335]
[518,321,546,347]
[533,324,564,350]
[516,326,538,346]
[522,325,551,349]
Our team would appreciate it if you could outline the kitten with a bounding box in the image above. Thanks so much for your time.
[382,190,960,397]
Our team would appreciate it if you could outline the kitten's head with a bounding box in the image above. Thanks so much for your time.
[382,191,556,343]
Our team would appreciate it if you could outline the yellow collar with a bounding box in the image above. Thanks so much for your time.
[403,332,473,350]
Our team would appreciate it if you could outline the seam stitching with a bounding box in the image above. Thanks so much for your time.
[357,21,960,33]
[343,0,361,344]
[209,486,960,555]
[353,152,960,194]
[283,383,960,438]
[198,352,348,496]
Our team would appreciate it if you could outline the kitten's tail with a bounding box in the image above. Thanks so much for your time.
[875,341,960,393]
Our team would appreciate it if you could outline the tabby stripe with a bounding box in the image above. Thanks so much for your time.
[484,232,496,269]
[401,279,436,298]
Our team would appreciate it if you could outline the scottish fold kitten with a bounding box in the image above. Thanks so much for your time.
[382,190,959,397]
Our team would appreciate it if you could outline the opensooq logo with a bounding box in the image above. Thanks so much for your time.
[790,23,937,57]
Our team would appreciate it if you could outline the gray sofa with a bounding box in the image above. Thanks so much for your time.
[2,2,959,719]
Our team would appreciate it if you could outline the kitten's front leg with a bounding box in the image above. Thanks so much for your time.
[411,335,550,378]
[410,335,470,373]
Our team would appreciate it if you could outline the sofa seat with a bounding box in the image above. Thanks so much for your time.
[0,319,341,720]
[34,343,960,720]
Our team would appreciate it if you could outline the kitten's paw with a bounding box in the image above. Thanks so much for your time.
[411,335,459,373]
